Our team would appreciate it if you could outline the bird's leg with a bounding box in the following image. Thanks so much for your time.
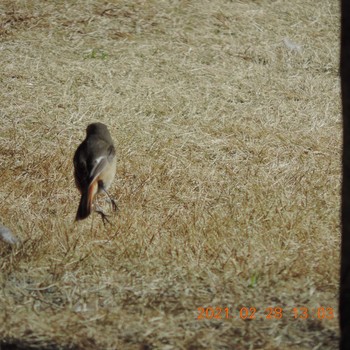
[100,185,118,213]
[94,198,111,225]
[95,205,111,225]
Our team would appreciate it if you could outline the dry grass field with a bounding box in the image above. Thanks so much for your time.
[0,0,340,349]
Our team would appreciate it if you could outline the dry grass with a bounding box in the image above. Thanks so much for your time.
[0,0,340,349]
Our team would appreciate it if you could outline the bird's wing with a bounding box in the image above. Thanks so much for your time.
[89,156,108,183]
[73,143,89,191]
[88,143,116,184]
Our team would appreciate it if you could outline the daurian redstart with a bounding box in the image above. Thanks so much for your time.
[73,122,117,221]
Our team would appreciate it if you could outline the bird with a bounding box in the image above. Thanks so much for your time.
[73,122,117,222]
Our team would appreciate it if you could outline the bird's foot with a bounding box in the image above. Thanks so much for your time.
[110,198,118,213]
[95,210,111,225]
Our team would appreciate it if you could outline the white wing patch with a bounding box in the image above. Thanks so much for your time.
[89,156,108,181]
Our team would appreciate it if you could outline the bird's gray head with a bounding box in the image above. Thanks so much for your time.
[86,122,109,136]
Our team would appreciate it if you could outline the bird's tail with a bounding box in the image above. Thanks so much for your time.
[75,181,98,221]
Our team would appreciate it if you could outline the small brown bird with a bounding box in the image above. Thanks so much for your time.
[73,122,117,221]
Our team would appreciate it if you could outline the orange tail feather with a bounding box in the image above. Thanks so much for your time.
[75,181,98,221]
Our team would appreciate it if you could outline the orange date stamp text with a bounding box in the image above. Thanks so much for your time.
[196,306,335,320]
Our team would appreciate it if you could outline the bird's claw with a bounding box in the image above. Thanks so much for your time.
[96,210,111,225]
